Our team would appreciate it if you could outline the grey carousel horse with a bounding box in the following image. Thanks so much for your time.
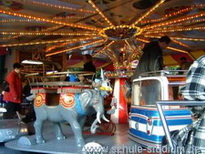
[33,70,112,148]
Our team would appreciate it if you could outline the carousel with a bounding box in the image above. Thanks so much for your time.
[0,0,205,153]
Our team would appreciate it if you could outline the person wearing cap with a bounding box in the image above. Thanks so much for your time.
[3,62,23,119]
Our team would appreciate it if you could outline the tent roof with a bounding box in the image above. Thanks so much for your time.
[0,0,205,67]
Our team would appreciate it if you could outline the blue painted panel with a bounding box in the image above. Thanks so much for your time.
[130,116,192,125]
[129,128,162,143]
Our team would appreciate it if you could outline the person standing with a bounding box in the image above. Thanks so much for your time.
[22,78,32,103]
[3,62,23,119]
[83,54,96,73]
[132,36,171,80]
[178,56,193,73]
[82,54,96,82]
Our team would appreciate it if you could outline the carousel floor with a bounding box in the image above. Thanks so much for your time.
[4,121,141,154]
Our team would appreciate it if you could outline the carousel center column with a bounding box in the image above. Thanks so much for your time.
[106,71,131,124]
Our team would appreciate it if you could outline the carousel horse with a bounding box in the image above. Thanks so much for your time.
[33,69,112,148]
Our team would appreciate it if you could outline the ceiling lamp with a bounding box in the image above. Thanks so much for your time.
[21,60,43,65]
[99,25,142,40]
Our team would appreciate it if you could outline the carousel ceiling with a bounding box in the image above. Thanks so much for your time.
[0,0,205,67]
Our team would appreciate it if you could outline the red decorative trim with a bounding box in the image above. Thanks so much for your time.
[34,93,45,107]
[60,93,75,108]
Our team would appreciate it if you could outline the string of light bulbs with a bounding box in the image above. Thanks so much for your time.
[93,41,115,57]
[140,4,205,24]
[143,12,205,30]
[0,31,97,36]
[31,0,96,14]
[88,0,115,27]
[131,0,165,26]
[46,39,105,56]
[0,9,101,31]
[0,37,94,47]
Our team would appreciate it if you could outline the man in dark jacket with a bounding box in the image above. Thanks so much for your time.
[132,36,171,80]
[83,54,96,73]
[82,54,96,82]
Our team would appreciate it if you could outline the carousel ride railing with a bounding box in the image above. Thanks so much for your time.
[156,100,205,153]
[25,71,95,94]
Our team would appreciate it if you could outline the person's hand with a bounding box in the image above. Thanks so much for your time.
[1,91,5,95]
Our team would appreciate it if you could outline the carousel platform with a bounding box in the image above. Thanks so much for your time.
[5,121,141,154]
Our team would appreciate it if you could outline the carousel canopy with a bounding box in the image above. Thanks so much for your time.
[0,0,205,68]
